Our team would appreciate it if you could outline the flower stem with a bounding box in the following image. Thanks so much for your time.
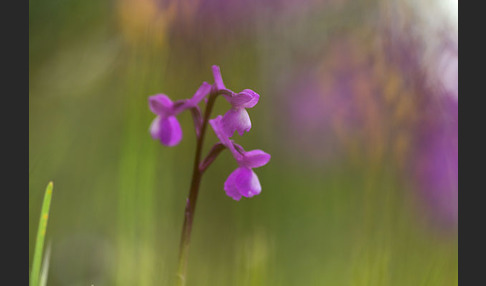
[176,91,219,286]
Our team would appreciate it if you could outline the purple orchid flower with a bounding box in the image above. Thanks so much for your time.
[149,66,270,282]
[211,65,260,137]
[209,115,270,200]
[149,82,212,146]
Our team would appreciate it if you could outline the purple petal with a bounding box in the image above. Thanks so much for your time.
[223,169,243,201]
[224,167,262,199]
[238,149,271,168]
[230,90,260,108]
[212,65,226,91]
[221,108,251,137]
[150,116,182,146]
[187,82,212,107]
[209,116,231,147]
[209,115,240,157]
[150,116,163,139]
[171,100,188,114]
[149,94,174,117]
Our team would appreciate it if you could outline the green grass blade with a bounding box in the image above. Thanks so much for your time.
[39,241,52,286]
[30,182,53,286]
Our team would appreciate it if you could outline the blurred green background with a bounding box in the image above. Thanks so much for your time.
[29,0,458,285]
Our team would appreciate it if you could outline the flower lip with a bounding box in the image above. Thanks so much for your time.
[221,108,251,137]
[224,167,243,201]
[224,167,262,200]
[150,116,182,146]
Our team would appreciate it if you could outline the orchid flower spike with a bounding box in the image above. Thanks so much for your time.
[209,115,270,200]
[211,65,260,137]
[149,82,211,146]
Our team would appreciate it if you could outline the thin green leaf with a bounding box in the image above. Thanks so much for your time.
[39,241,51,286]
[30,182,53,286]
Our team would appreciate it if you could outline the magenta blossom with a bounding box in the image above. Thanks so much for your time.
[211,65,260,137]
[209,115,270,200]
[148,65,270,282]
[149,82,212,146]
